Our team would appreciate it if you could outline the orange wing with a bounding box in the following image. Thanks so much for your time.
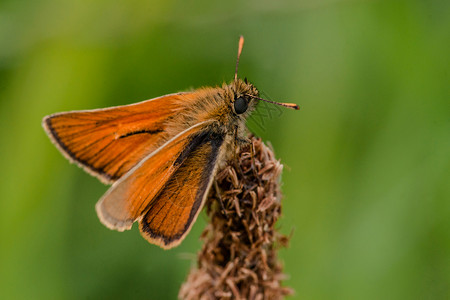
[42,93,188,183]
[138,129,225,249]
[95,121,224,241]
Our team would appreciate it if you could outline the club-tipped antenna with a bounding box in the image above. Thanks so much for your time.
[246,94,300,110]
[234,36,245,81]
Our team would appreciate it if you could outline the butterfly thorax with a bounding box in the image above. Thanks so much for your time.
[166,79,258,143]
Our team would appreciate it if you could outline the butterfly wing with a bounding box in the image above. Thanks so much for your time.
[96,121,225,244]
[138,129,225,249]
[42,93,189,183]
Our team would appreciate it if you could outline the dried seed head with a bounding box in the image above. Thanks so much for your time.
[179,137,293,300]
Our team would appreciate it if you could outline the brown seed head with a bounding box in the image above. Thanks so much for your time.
[179,136,293,300]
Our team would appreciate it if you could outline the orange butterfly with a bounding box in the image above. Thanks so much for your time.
[42,36,299,249]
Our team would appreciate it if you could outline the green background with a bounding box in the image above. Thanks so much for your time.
[0,0,448,299]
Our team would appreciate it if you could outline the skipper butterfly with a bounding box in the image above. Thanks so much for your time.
[42,36,299,249]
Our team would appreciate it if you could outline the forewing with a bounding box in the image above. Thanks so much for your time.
[139,131,225,249]
[95,121,221,233]
[42,93,189,183]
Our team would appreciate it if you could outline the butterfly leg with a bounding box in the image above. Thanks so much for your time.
[232,126,251,176]
[250,139,259,178]
[214,179,228,217]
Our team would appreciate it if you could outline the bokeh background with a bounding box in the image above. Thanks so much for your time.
[0,0,448,299]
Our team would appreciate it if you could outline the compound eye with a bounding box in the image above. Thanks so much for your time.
[234,97,248,114]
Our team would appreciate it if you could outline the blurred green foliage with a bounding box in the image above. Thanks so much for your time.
[0,0,448,299]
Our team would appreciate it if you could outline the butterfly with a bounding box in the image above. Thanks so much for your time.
[42,36,299,249]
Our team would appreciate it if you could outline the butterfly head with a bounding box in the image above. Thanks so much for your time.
[225,77,299,120]
[227,78,259,117]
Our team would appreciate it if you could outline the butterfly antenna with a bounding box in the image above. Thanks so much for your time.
[246,94,300,110]
[234,36,245,81]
